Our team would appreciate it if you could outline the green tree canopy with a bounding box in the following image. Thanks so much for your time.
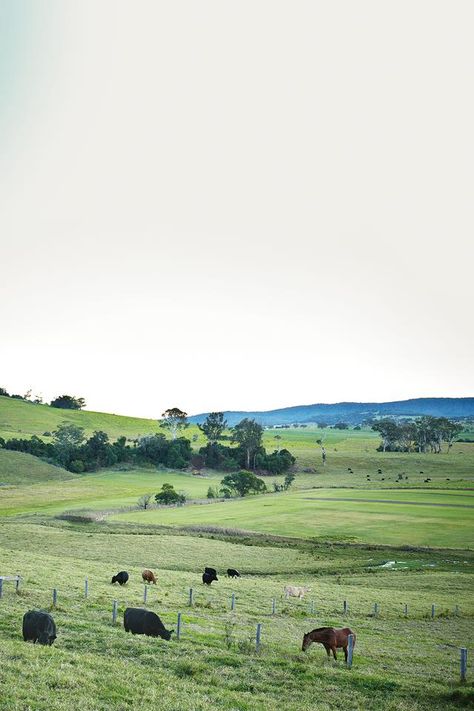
[198,412,227,442]
[220,470,267,497]
[50,395,86,410]
[159,407,189,440]
[52,422,85,466]
[155,483,186,505]
[231,418,263,469]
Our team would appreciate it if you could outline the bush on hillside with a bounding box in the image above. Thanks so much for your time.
[50,395,86,410]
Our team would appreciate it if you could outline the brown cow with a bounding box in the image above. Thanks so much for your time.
[302,627,356,661]
[142,569,157,585]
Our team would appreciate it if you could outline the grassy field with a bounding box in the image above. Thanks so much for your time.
[113,488,474,548]
[0,396,160,442]
[0,449,75,485]
[0,520,472,710]
[1,399,473,708]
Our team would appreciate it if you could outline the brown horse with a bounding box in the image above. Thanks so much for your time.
[302,627,355,661]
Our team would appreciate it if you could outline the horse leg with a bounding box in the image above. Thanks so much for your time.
[332,646,337,661]
[323,643,331,659]
[343,645,348,662]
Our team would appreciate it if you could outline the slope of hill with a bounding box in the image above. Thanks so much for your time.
[0,449,75,485]
[0,395,159,441]
[188,397,474,426]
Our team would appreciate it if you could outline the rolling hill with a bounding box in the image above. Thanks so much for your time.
[0,395,158,442]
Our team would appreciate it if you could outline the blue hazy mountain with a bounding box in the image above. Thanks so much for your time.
[188,398,474,427]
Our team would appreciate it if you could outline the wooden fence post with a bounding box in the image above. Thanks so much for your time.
[15,577,20,593]
[343,600,348,614]
[455,605,459,616]
[52,589,57,607]
[177,612,182,640]
[189,588,194,606]
[231,593,235,611]
[112,600,118,624]
[256,623,262,652]
[84,578,88,598]
[310,599,315,615]
[0,579,3,599]
[404,604,408,617]
[431,604,435,619]
[460,648,467,682]
[347,633,355,669]
[373,602,378,617]
[144,585,148,604]
[272,598,276,615]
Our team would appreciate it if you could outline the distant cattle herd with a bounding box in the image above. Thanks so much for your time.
[19,566,355,661]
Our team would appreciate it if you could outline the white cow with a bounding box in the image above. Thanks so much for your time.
[284,585,310,599]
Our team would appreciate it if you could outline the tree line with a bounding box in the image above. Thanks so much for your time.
[0,409,295,476]
[372,416,462,453]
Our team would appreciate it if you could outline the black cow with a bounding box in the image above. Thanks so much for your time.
[202,572,217,585]
[123,608,173,640]
[227,568,240,578]
[204,567,217,577]
[22,611,57,646]
[111,571,129,585]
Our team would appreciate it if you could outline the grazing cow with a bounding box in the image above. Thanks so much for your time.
[111,571,129,586]
[202,571,217,585]
[142,569,157,585]
[22,611,57,646]
[284,585,310,599]
[204,567,217,577]
[124,608,173,640]
[302,626,356,661]
[227,568,240,578]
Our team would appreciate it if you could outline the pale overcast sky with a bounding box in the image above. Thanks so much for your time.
[1,1,473,418]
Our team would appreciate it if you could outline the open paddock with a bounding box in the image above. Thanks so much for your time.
[0,520,472,710]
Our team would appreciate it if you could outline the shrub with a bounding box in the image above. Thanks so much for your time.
[155,483,186,505]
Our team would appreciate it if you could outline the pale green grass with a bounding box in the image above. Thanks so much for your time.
[0,468,222,517]
[113,488,474,548]
[0,395,162,441]
[0,521,472,710]
[0,449,74,484]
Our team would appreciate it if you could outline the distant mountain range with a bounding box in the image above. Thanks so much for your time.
[188,398,474,427]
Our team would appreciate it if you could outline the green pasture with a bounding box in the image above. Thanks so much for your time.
[2,396,474,490]
[0,449,76,485]
[0,520,472,710]
[0,463,222,517]
[1,398,474,709]
[113,488,474,549]
[0,395,160,442]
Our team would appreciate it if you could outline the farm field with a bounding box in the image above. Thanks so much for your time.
[1,400,473,708]
[0,519,473,711]
[0,396,159,443]
[0,459,221,517]
[113,488,474,548]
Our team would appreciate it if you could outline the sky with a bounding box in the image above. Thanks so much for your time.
[1,1,473,418]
